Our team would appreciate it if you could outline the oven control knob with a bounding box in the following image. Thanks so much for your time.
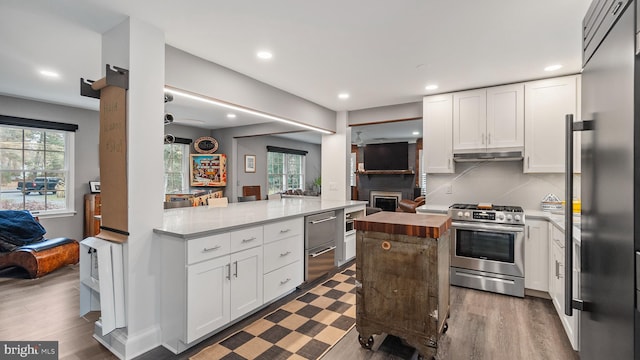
[497,213,505,221]
[506,214,513,221]
[457,211,464,218]
[464,212,471,218]
[514,215,521,222]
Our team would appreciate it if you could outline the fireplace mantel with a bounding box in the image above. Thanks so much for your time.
[356,170,414,179]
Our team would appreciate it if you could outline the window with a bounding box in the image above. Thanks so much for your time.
[0,122,75,216]
[267,147,306,194]
[164,142,190,194]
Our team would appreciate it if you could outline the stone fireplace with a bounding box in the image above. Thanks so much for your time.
[357,171,417,211]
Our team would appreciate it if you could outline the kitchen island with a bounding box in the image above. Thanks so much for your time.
[354,212,451,359]
[154,197,366,353]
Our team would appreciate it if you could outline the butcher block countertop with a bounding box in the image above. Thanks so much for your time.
[354,212,451,238]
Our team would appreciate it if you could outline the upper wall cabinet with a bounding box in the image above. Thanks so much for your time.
[524,75,579,173]
[423,94,454,173]
[453,84,524,154]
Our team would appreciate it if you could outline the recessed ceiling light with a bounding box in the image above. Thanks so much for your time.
[338,93,350,99]
[425,84,438,91]
[544,64,563,71]
[39,70,60,78]
[412,131,420,135]
[227,113,236,119]
[257,51,273,60]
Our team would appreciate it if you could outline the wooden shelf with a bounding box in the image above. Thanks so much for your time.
[356,170,415,179]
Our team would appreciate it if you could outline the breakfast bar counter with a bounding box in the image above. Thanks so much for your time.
[354,212,451,359]
[154,197,366,239]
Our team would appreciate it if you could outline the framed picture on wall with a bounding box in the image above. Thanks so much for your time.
[245,155,256,173]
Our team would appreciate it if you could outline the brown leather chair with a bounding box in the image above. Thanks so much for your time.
[397,196,425,213]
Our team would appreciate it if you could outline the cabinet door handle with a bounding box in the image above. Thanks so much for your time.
[488,133,491,144]
[280,229,291,233]
[241,237,256,243]
[280,278,291,285]
[280,251,291,257]
[527,156,530,169]
[448,158,451,169]
[203,245,221,252]
[226,263,231,280]
[527,225,530,239]
[234,261,238,278]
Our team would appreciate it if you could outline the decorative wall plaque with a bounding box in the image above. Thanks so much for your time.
[194,136,219,154]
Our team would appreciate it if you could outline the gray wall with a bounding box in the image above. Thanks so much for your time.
[235,135,321,200]
[0,95,100,241]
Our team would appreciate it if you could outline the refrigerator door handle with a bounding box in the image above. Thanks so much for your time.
[565,115,593,315]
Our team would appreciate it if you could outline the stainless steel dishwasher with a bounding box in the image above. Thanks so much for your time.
[304,211,337,283]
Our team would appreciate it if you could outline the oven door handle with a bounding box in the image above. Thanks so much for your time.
[451,222,525,233]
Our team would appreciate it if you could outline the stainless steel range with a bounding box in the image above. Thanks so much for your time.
[448,203,525,297]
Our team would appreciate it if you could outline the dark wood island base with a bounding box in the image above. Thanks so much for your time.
[354,212,451,359]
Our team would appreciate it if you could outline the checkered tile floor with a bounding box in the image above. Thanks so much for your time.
[191,266,357,360]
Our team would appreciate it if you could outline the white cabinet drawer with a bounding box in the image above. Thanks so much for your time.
[264,218,303,243]
[187,233,231,265]
[230,226,263,252]
[263,236,302,274]
[264,260,303,303]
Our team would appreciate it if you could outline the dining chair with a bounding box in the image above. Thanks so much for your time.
[237,195,257,202]
[207,197,229,207]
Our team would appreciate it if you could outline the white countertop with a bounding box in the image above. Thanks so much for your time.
[154,197,367,239]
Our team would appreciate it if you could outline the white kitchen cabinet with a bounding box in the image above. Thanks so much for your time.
[524,75,579,173]
[187,255,230,343]
[524,218,548,292]
[548,224,579,351]
[486,83,524,151]
[230,246,263,320]
[453,89,487,152]
[186,231,263,342]
[453,84,524,154]
[423,94,454,173]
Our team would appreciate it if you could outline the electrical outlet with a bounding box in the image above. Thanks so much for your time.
[445,184,453,194]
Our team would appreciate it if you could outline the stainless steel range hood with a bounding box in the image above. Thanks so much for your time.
[453,150,524,162]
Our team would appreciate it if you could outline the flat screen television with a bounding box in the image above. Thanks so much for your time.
[363,142,409,170]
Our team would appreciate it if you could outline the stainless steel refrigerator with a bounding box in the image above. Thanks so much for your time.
[565,0,639,358]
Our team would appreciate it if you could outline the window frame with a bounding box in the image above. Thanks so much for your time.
[267,150,306,194]
[163,141,191,195]
[0,123,76,217]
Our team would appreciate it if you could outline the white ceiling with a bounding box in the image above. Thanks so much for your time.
[0,0,591,142]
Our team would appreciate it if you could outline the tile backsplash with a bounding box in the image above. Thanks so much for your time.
[425,161,580,211]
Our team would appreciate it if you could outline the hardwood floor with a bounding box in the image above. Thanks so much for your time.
[0,265,578,360]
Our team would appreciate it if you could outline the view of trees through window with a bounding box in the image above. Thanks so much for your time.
[267,152,305,194]
[164,143,189,194]
[0,125,70,213]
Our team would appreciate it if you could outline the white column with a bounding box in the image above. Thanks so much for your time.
[321,111,350,201]
[100,17,165,359]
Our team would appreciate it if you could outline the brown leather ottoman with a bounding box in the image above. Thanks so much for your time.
[0,237,79,278]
